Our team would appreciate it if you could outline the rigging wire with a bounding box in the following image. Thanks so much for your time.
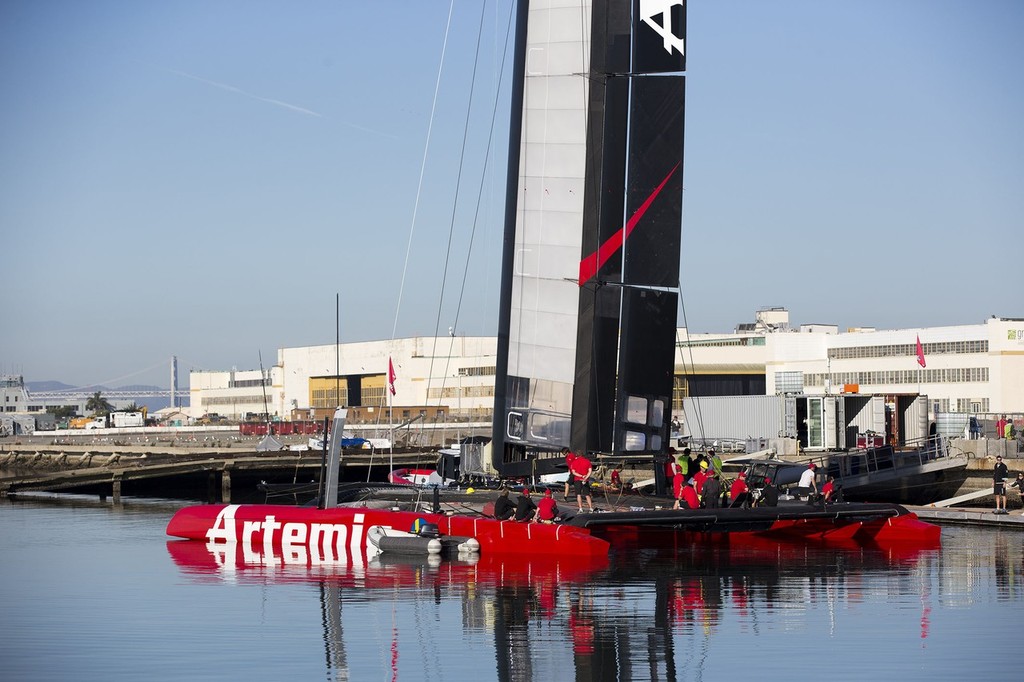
[676,279,708,447]
[390,0,457,343]
[417,1,513,448]
[422,0,489,440]
[433,0,516,411]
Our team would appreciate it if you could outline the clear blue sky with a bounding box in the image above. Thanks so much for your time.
[2,0,1021,389]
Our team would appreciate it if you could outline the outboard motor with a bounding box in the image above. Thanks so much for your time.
[415,523,440,538]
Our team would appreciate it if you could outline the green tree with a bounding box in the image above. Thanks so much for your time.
[85,391,114,416]
[123,403,142,413]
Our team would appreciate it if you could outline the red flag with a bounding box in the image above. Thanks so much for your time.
[388,357,397,395]
[915,335,926,368]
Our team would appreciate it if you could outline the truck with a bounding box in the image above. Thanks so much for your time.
[109,411,145,428]
[84,417,106,430]
[68,416,93,429]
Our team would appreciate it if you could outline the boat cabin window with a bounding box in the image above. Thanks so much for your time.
[650,400,665,428]
[623,430,646,450]
[626,396,648,425]
[506,412,524,439]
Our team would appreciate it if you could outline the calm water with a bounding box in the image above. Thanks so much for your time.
[1,494,1021,682]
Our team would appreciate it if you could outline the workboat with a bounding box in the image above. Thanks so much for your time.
[732,435,969,506]
[166,1,939,555]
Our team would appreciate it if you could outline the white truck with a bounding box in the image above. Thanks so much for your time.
[84,417,106,430]
[109,412,145,428]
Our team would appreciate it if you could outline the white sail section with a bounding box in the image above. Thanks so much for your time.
[508,1,592,399]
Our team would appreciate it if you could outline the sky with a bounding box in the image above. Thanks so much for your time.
[1,0,1021,389]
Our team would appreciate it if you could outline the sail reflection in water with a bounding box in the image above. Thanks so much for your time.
[168,538,943,680]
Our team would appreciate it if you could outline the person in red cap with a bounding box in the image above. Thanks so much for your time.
[677,477,700,510]
[797,462,818,499]
[537,489,559,523]
[514,488,537,522]
[730,471,749,506]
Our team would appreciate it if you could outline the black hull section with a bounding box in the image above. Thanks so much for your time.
[840,466,970,506]
[571,502,909,533]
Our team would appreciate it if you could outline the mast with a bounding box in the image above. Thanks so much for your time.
[491,0,530,468]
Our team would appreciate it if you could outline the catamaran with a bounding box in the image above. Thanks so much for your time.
[167,1,939,559]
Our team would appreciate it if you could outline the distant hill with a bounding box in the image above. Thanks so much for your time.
[26,380,78,392]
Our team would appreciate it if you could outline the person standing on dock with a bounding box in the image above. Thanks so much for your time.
[969,416,981,440]
[993,456,1009,514]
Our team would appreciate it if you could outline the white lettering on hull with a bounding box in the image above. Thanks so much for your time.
[203,505,370,568]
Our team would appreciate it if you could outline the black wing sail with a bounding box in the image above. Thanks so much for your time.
[493,0,686,477]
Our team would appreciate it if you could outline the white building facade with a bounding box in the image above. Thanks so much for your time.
[186,315,1024,422]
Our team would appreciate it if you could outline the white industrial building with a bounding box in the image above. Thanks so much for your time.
[186,311,1024,425]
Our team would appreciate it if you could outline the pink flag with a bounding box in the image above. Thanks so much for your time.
[388,357,397,395]
[915,335,926,368]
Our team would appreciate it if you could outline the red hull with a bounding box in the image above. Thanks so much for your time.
[166,504,610,559]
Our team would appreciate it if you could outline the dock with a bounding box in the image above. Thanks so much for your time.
[910,505,1024,528]
[0,445,439,503]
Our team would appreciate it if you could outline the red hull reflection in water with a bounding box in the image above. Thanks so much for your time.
[166,535,939,680]
[166,538,610,587]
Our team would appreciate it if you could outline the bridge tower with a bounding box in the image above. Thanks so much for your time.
[171,356,178,409]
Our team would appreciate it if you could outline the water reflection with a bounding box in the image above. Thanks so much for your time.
[167,537,941,681]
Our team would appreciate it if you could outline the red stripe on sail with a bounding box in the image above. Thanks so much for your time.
[578,163,681,286]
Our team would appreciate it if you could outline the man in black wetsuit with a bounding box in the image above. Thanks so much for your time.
[760,477,779,507]
[493,489,515,520]
[514,489,538,522]
[702,472,722,508]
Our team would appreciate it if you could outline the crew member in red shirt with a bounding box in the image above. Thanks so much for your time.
[729,471,749,507]
[562,447,576,502]
[821,476,836,503]
[692,461,710,498]
[537,489,559,523]
[570,451,595,513]
[679,478,700,509]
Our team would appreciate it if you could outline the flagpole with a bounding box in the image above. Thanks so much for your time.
[389,386,393,478]
[388,357,394,479]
